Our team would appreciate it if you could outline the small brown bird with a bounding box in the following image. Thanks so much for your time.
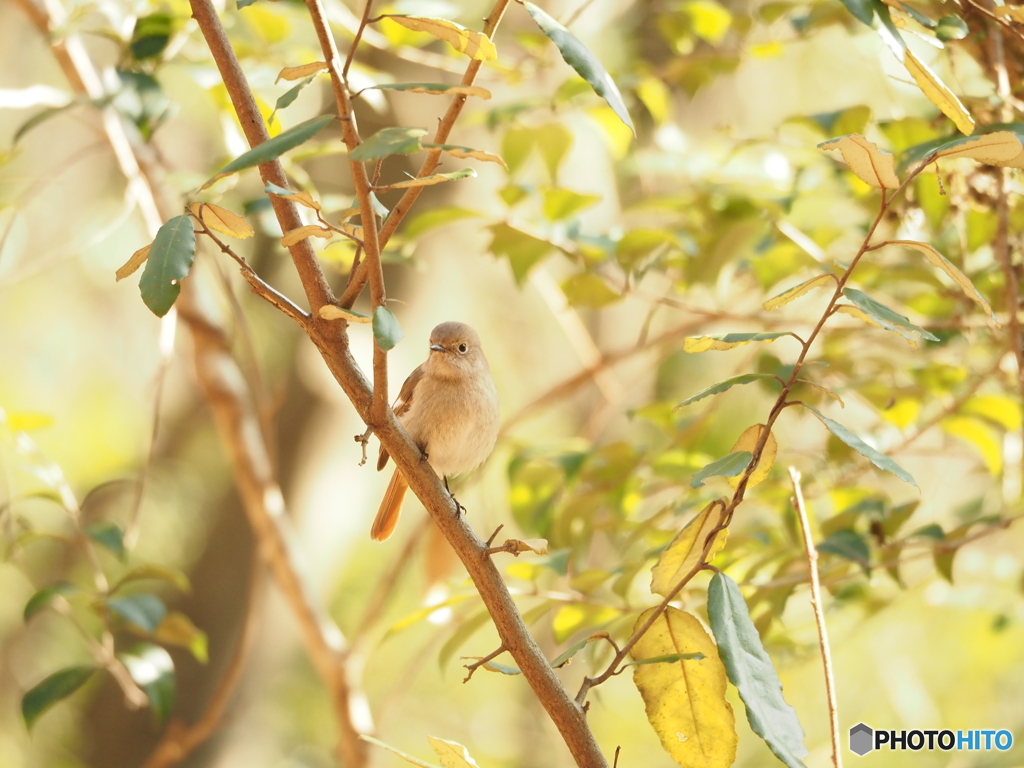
[371,322,500,541]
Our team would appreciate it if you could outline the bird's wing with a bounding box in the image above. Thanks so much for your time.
[377,364,426,471]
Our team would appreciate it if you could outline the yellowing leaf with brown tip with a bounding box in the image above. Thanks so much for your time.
[651,503,728,598]
[280,224,332,247]
[934,131,1022,164]
[189,202,254,239]
[890,239,996,321]
[903,49,974,136]
[319,305,372,323]
[427,736,481,768]
[276,61,328,82]
[632,606,737,768]
[116,244,151,281]
[386,16,497,60]
[763,273,835,310]
[727,424,776,489]
[818,134,900,189]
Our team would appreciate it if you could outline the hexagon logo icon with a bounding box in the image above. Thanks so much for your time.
[850,723,874,756]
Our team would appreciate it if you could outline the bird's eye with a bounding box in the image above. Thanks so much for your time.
[458,343,468,353]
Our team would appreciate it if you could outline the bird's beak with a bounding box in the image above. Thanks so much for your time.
[429,344,445,352]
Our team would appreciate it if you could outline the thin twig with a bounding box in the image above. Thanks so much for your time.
[342,0,375,78]
[463,644,508,682]
[789,468,842,768]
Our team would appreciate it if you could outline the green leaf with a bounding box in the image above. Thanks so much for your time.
[708,572,809,768]
[119,644,175,722]
[803,404,918,487]
[439,608,491,671]
[363,82,490,97]
[130,13,175,60]
[487,223,557,285]
[404,207,482,239]
[139,215,196,317]
[108,594,167,633]
[675,374,779,409]
[840,0,874,24]
[372,307,404,351]
[85,520,126,559]
[349,126,428,162]
[270,76,315,122]
[560,273,620,308]
[111,564,191,594]
[882,501,919,537]
[620,652,707,667]
[549,636,593,668]
[523,3,634,134]
[22,666,97,729]
[817,529,871,573]
[691,451,752,488]
[237,0,257,7]
[204,114,334,187]
[24,582,78,621]
[935,14,968,41]
[842,288,939,342]
[154,611,209,663]
[542,188,601,221]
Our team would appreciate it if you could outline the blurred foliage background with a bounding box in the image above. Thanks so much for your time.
[2,0,1024,765]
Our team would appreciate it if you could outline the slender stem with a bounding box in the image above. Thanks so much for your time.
[789,469,842,768]
[342,0,375,78]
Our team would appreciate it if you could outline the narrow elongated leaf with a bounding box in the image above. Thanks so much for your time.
[427,736,481,768]
[676,374,779,409]
[319,305,372,323]
[264,181,321,211]
[842,288,939,342]
[383,168,476,189]
[631,606,737,768]
[708,572,808,768]
[621,652,706,667]
[271,76,315,118]
[763,273,835,310]
[108,594,167,633]
[933,131,1023,164]
[350,127,428,162]
[203,114,334,188]
[24,582,78,620]
[803,404,918,487]
[524,2,634,134]
[372,307,404,351]
[111,564,191,594]
[119,644,174,722]
[683,332,795,352]
[116,244,151,281]
[85,520,125,559]
[422,143,507,168]
[275,61,328,82]
[22,666,97,729]
[728,425,777,489]
[651,502,728,597]
[280,224,332,247]
[840,0,875,25]
[834,306,918,347]
[154,611,209,663]
[903,49,974,136]
[818,134,900,189]
[817,529,871,573]
[691,451,752,488]
[890,240,996,319]
[385,16,497,60]
[139,215,196,317]
[365,83,491,99]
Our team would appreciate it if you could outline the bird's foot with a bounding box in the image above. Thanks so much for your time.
[444,476,466,516]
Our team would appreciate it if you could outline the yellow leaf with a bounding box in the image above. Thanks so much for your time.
[552,604,588,642]
[436,146,508,169]
[427,736,481,768]
[903,49,974,136]
[1000,6,1024,21]
[834,306,918,348]
[682,333,790,352]
[386,16,497,60]
[963,395,1022,431]
[728,424,777,488]
[682,0,733,44]
[889,239,995,320]
[385,170,476,189]
[116,244,151,281]
[935,131,1023,164]
[189,202,254,239]
[651,503,728,598]
[275,61,329,82]
[588,106,633,159]
[636,77,670,124]
[267,187,322,211]
[387,85,491,98]
[318,305,372,323]
[632,606,737,768]
[818,134,900,189]
[7,412,54,431]
[881,399,920,429]
[763,273,835,310]
[942,416,1002,474]
[280,224,332,247]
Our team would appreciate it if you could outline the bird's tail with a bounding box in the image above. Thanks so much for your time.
[371,470,408,541]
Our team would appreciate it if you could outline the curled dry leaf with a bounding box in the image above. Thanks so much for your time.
[276,61,328,82]
[425,143,509,169]
[728,424,777,489]
[763,273,835,310]
[189,202,254,239]
[265,182,321,211]
[818,134,900,189]
[318,305,372,323]
[116,244,151,281]
[280,224,333,247]
[427,736,482,768]
[515,538,549,555]
[683,332,794,352]
[650,502,728,598]
[934,131,1022,164]
[385,16,497,61]
[384,168,477,190]
[889,239,996,321]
